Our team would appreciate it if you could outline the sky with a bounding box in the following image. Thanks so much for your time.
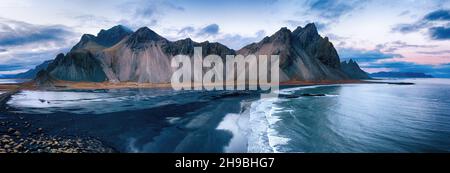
[0,0,450,77]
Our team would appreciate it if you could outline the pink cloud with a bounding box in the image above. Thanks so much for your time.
[377,51,450,65]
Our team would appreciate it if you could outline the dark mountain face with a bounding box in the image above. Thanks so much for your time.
[238,23,347,81]
[96,25,134,47]
[126,27,168,50]
[46,51,107,82]
[163,38,235,57]
[35,23,367,84]
[98,27,235,83]
[292,23,341,68]
[340,59,371,79]
[39,25,133,82]
[72,25,133,52]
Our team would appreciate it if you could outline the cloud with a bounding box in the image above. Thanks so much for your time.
[337,47,401,63]
[217,30,266,50]
[172,24,220,39]
[166,24,266,49]
[363,61,450,78]
[429,26,450,40]
[393,9,450,40]
[177,26,195,35]
[424,9,450,21]
[309,0,351,18]
[0,64,25,72]
[0,18,76,74]
[197,24,220,37]
[376,41,436,53]
[285,20,328,31]
[73,15,114,29]
[306,0,364,19]
[118,0,185,29]
[392,23,423,33]
[416,50,450,55]
[0,18,75,47]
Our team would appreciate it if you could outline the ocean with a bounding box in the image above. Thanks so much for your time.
[1,78,450,152]
[247,78,450,152]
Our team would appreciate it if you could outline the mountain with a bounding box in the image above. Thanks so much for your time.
[238,23,347,81]
[71,25,133,53]
[370,72,433,78]
[340,59,371,79]
[0,60,53,79]
[98,27,235,83]
[35,23,368,84]
[44,25,134,82]
[46,52,108,82]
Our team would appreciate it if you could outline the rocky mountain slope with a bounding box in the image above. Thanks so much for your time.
[98,27,234,83]
[238,24,347,81]
[44,25,133,82]
[33,23,369,84]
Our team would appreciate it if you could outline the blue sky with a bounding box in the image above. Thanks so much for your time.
[0,0,450,77]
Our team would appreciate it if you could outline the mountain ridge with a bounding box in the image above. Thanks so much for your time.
[26,23,370,85]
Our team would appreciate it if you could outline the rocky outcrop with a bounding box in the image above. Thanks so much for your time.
[46,52,107,82]
[72,25,133,53]
[41,25,133,82]
[340,59,370,79]
[98,27,235,83]
[33,69,57,88]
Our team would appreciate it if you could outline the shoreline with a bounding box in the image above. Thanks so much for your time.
[0,79,375,153]
[0,79,412,108]
[0,79,403,108]
[0,79,418,153]
[0,79,371,91]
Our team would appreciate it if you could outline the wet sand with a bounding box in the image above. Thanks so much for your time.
[0,89,256,153]
[0,79,369,91]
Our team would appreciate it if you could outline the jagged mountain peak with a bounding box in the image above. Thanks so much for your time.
[98,25,132,36]
[36,23,367,84]
[292,22,320,41]
[340,59,370,79]
[304,23,318,31]
[293,23,317,33]
[272,27,291,38]
[181,38,194,42]
[96,25,134,46]
[72,25,133,52]
[126,27,167,49]
[132,27,165,41]
[349,59,356,64]
[80,34,96,41]
[343,59,358,66]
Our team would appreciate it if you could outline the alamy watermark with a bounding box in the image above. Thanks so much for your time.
[170,47,279,98]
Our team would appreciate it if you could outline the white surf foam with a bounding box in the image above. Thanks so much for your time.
[248,85,336,153]
[216,112,249,153]
[247,97,292,153]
